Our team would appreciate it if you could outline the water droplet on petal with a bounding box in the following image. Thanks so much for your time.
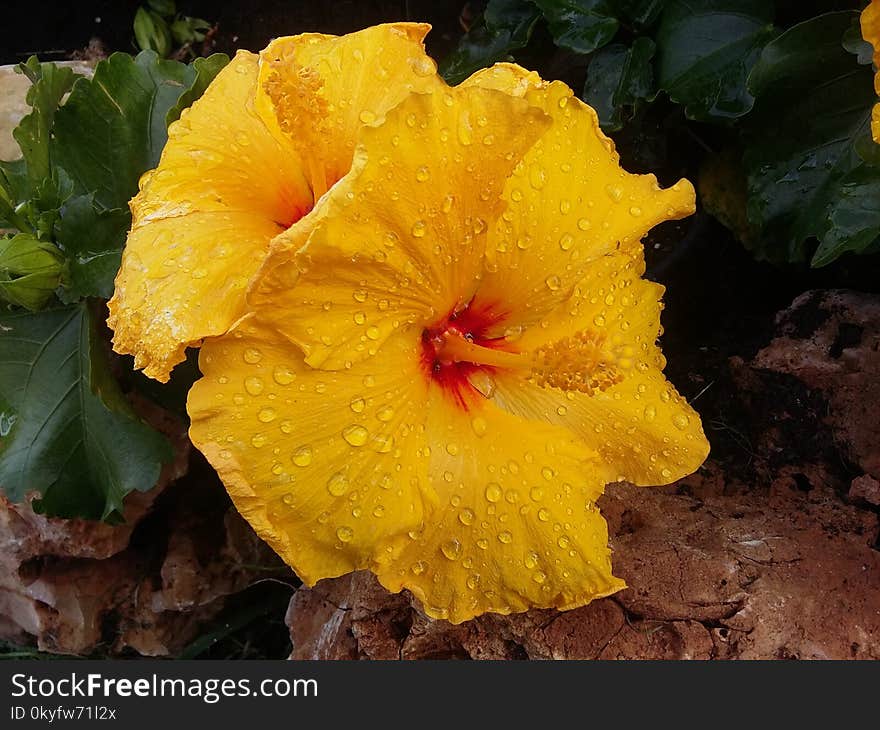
[350,397,366,413]
[471,416,487,436]
[458,508,475,526]
[497,531,513,544]
[336,526,354,543]
[243,348,262,364]
[258,407,276,423]
[441,538,462,560]
[244,376,264,396]
[411,220,427,238]
[327,472,349,496]
[292,446,313,467]
[485,483,502,503]
[416,165,430,182]
[376,406,395,422]
[343,424,369,446]
[673,413,691,430]
[359,109,376,124]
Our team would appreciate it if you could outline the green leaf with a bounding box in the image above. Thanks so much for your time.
[0,304,171,520]
[11,57,79,192]
[171,16,212,46]
[55,195,131,300]
[53,51,199,211]
[655,0,776,121]
[0,233,63,310]
[614,0,666,29]
[812,166,880,266]
[583,37,655,131]
[744,11,878,265]
[165,53,229,126]
[147,0,176,16]
[134,8,172,57]
[440,0,542,84]
[534,0,619,55]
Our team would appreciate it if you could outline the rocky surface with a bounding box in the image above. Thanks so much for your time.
[286,290,880,660]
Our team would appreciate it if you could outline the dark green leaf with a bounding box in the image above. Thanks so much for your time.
[812,166,880,266]
[11,57,79,192]
[53,51,198,211]
[843,16,874,65]
[614,0,666,28]
[744,11,878,265]
[171,16,212,46]
[165,53,229,126]
[655,0,776,121]
[147,0,176,16]
[0,304,171,520]
[440,0,541,84]
[134,8,172,57]
[583,37,655,131]
[534,0,619,55]
[55,195,131,300]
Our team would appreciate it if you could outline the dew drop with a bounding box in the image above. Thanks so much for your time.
[537,508,551,522]
[497,531,513,544]
[343,425,369,446]
[471,416,488,437]
[673,413,691,431]
[353,289,368,303]
[366,325,380,340]
[258,407,276,423]
[441,538,462,560]
[644,405,657,422]
[273,366,296,385]
[629,206,643,217]
[250,433,267,448]
[411,220,427,238]
[411,560,427,575]
[545,275,561,291]
[327,472,349,496]
[559,233,574,251]
[243,348,262,364]
[359,109,376,124]
[244,376,264,395]
[458,508,475,526]
[349,397,366,413]
[336,526,354,543]
[485,483,502,503]
[292,446,313,467]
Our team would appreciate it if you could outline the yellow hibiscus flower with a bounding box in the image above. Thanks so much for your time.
[862,0,880,142]
[185,60,710,622]
[107,23,439,382]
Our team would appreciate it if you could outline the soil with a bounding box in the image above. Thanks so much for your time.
[3,0,879,659]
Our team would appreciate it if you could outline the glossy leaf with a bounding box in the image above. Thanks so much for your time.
[655,0,776,121]
[440,0,541,84]
[534,0,619,55]
[55,195,131,300]
[583,37,655,131]
[165,53,229,125]
[0,303,171,520]
[744,11,879,265]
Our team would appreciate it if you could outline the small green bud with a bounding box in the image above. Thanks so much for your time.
[134,7,173,57]
[0,234,63,310]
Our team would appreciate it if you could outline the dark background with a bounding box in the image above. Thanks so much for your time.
[0,0,466,64]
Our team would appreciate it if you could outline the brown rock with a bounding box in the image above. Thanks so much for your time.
[850,475,880,507]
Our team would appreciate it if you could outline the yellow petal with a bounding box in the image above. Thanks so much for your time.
[862,0,880,68]
[485,247,709,487]
[377,387,625,624]
[465,64,695,333]
[257,23,439,198]
[249,84,550,370]
[110,213,284,380]
[108,51,312,381]
[188,322,433,584]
